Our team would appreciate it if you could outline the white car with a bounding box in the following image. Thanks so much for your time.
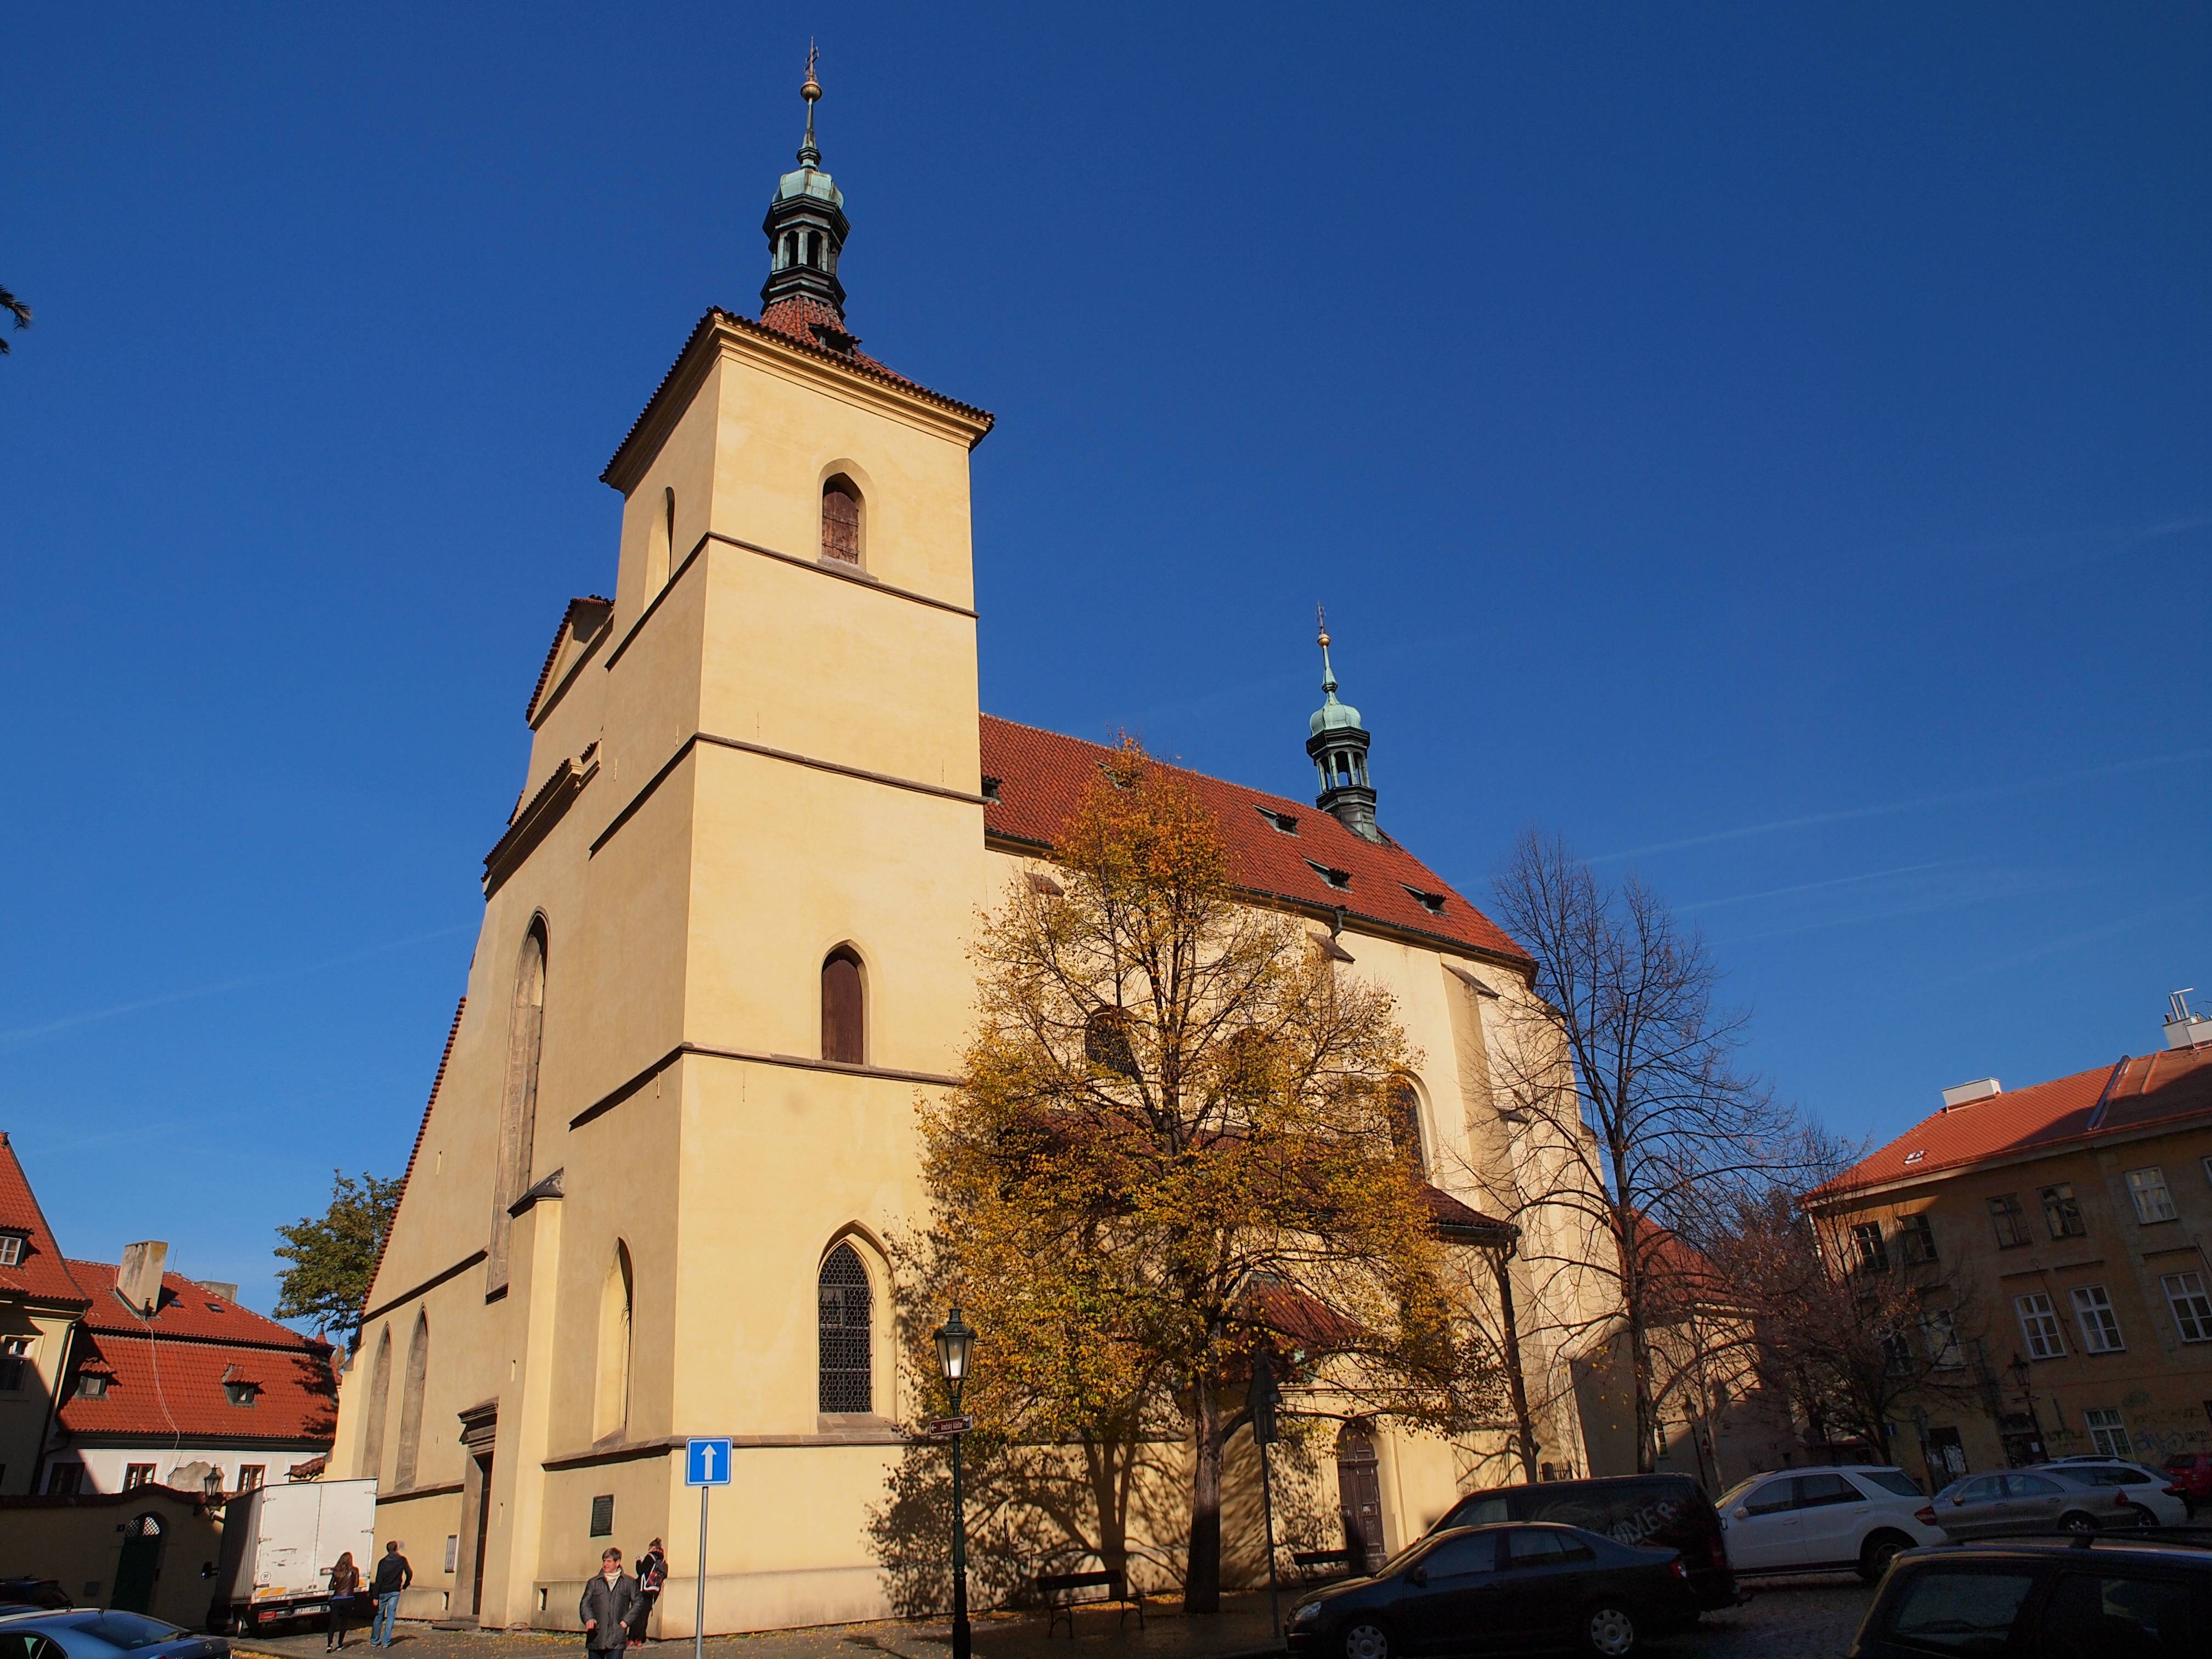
[2033,1460,2191,1527]
[1717,1465,1948,1580]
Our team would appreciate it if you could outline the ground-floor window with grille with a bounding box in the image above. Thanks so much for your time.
[2015,1293,2066,1359]
[2084,1407,2131,1459]
[2163,1271,2212,1343]
[817,1244,872,1414]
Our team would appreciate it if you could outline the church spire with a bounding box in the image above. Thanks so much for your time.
[1306,608,1380,841]
[761,42,854,346]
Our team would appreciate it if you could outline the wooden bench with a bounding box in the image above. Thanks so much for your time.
[1035,1569,1143,1636]
[1290,1549,1353,1582]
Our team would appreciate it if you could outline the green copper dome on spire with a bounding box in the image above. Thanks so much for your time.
[776,43,844,208]
[1310,628,1364,737]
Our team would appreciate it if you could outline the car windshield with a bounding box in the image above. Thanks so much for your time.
[1857,1469,1926,1498]
[1717,1476,1761,1509]
[65,1613,185,1650]
[1370,1534,1446,1579]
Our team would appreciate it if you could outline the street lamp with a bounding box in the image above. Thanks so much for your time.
[934,1304,977,1659]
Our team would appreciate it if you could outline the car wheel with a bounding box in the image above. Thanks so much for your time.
[2059,1511,2098,1536]
[1858,1531,1912,1582]
[1342,1621,1391,1659]
[1584,1603,1638,1658]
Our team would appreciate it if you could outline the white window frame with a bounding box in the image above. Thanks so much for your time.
[2084,1407,2132,1459]
[2016,1292,2067,1359]
[1922,1307,1965,1369]
[2162,1270,2212,1343]
[2125,1166,2178,1223]
[0,1336,31,1392]
[0,1234,22,1267]
[2070,1284,2126,1353]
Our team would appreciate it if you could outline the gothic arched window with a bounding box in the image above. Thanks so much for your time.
[359,1327,392,1482]
[394,1311,429,1489]
[817,1244,872,1414]
[487,920,547,1291]
[821,947,864,1064]
[1385,1077,1426,1173]
[594,1242,634,1441]
[821,477,861,566]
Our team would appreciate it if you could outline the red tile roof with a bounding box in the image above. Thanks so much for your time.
[1808,1043,2212,1200]
[756,295,912,385]
[0,1133,90,1308]
[978,716,1531,968]
[59,1261,337,1446]
[526,595,612,725]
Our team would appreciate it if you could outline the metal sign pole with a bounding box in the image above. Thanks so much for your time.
[695,1483,709,1659]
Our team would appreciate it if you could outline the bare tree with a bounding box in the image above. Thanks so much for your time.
[0,284,30,353]
[1487,831,1797,1473]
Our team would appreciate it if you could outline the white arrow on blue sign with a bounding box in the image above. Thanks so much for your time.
[684,1437,733,1486]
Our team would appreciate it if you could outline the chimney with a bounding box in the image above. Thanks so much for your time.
[196,1281,240,1304]
[2164,990,2212,1052]
[1940,1078,2002,1110]
[116,1241,170,1316]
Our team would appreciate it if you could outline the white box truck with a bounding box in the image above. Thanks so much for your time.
[208,1479,377,1634]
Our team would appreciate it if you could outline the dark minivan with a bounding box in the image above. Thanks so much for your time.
[1429,1475,1738,1611]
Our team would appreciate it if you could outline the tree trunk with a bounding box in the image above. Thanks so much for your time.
[1489,1249,1540,1482]
[1628,1311,1658,1474]
[1185,1378,1222,1613]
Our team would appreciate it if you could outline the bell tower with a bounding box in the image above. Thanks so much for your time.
[1306,611,1380,840]
[759,45,854,349]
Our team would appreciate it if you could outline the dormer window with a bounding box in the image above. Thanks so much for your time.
[76,1374,109,1400]
[981,776,1002,804]
[0,1233,21,1267]
[1307,860,1351,891]
[224,1380,260,1408]
[1257,807,1300,836]
[1403,886,1446,917]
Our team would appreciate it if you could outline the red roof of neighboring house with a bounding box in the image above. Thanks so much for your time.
[1808,1044,2212,1200]
[978,716,1531,968]
[0,1133,90,1308]
[59,1261,337,1447]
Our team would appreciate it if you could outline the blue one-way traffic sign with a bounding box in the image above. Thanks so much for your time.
[685,1437,733,1486]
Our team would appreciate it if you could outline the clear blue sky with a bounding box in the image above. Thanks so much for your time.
[3,5,2206,1317]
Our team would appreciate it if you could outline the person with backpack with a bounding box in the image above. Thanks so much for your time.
[628,1539,667,1645]
[370,1541,411,1647]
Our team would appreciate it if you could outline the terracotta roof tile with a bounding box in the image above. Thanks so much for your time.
[0,1133,90,1307]
[59,1328,336,1446]
[527,596,613,724]
[978,716,1530,967]
[1809,1043,2212,1199]
[70,1261,330,1349]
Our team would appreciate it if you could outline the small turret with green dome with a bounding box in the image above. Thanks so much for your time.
[1306,610,1380,840]
[761,44,853,328]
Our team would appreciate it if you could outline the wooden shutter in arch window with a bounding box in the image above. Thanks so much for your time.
[822,483,860,564]
[822,950,864,1063]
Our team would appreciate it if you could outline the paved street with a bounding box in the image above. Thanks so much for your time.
[240,1577,1874,1659]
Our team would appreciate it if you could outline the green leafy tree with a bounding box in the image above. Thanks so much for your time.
[274,1170,402,1340]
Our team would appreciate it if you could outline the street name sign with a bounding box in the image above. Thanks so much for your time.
[926,1415,974,1438]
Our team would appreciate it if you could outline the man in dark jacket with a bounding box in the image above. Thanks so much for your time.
[369,1542,411,1649]
[580,1549,641,1654]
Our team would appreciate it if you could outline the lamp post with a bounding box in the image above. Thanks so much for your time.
[934,1304,977,1659]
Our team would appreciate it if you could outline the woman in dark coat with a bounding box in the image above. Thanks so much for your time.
[325,1551,363,1652]
[629,1538,667,1645]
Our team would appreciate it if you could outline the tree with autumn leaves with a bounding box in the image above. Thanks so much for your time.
[911,740,1502,1613]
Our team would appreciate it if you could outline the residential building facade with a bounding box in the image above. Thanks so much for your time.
[1804,1007,2212,1488]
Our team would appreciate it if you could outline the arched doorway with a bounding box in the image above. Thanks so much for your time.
[1335,1424,1385,1577]
[114,1512,163,1612]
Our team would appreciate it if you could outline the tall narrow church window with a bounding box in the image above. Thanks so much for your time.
[487,922,548,1293]
[817,1244,872,1413]
[822,947,864,1064]
[360,1327,392,1482]
[645,487,674,596]
[1385,1078,1426,1173]
[394,1311,429,1489]
[821,478,861,565]
[593,1242,634,1441]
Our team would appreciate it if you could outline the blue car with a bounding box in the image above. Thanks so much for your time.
[0,1609,232,1659]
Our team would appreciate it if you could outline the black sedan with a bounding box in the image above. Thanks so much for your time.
[1286,1522,1699,1658]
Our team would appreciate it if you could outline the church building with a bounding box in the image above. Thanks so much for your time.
[335,65,1624,1635]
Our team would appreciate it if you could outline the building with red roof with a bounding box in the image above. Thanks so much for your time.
[330,64,1627,1635]
[1803,1002,2212,1486]
[0,1133,335,1498]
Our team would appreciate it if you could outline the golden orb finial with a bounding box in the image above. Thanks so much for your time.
[802,39,822,101]
[1316,603,1330,649]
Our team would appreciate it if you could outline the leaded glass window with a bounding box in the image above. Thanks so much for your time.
[818,1244,872,1413]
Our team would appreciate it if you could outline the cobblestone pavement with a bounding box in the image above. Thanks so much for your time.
[1652,1575,1876,1658]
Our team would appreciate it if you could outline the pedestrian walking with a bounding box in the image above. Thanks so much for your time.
[580,1548,641,1658]
[370,1541,411,1648]
[326,1551,363,1651]
[628,1539,667,1646]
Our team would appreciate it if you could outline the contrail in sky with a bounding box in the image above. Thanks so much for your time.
[0,924,473,1049]
[1596,747,2212,864]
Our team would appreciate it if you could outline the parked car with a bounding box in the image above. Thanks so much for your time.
[1844,1533,2212,1659]
[1715,1465,1946,1580]
[1287,1522,1699,1659]
[2164,1452,2212,1513]
[0,1609,230,1659]
[1922,1465,2169,1538]
[2030,1461,2190,1528]
[1426,1474,1737,1611]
